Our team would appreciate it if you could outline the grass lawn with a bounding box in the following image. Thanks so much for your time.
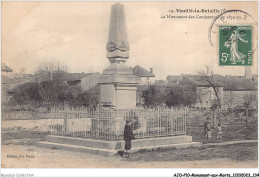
[128,142,258,163]
[1,142,257,168]
[186,110,258,144]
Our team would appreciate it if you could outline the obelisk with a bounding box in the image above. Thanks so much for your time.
[99,3,140,109]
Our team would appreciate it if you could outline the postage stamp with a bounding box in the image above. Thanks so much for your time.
[219,25,252,66]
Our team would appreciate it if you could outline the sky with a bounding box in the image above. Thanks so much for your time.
[2,1,258,80]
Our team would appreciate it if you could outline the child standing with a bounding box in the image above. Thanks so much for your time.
[217,123,223,139]
[206,122,211,140]
[203,117,211,140]
[122,120,135,158]
[203,117,210,139]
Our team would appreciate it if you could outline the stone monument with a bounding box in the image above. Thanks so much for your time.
[99,3,140,109]
[38,3,201,155]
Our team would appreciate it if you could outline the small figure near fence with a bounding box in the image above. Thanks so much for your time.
[204,117,211,140]
[121,119,135,158]
[217,123,223,139]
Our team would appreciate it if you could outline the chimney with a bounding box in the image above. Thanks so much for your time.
[150,68,153,74]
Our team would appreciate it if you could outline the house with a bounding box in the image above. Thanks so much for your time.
[52,71,103,93]
[182,75,224,109]
[165,74,224,109]
[166,75,184,84]
[154,80,166,85]
[166,73,258,110]
[1,63,14,104]
[222,76,257,111]
[1,63,13,73]
[131,65,155,85]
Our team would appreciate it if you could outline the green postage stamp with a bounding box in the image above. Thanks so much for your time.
[219,25,252,66]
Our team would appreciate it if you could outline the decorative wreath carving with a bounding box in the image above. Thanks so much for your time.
[106,41,129,52]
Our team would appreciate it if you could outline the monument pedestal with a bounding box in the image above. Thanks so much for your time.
[99,74,140,109]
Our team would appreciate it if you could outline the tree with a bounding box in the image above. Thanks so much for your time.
[183,90,198,107]
[19,67,26,75]
[224,91,236,113]
[142,85,165,108]
[8,82,42,109]
[39,80,76,108]
[243,92,257,127]
[198,66,222,128]
[34,60,68,81]
[74,88,99,110]
[33,60,70,108]
[164,85,197,107]
[164,85,184,107]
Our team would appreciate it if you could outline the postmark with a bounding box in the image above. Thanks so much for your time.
[219,25,252,66]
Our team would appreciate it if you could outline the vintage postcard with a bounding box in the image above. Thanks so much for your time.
[1,0,258,175]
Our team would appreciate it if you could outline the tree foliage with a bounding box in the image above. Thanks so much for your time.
[164,85,197,107]
[9,82,42,109]
[142,85,165,108]
[141,84,197,108]
[9,80,99,110]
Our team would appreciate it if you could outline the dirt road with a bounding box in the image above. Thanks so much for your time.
[1,143,257,168]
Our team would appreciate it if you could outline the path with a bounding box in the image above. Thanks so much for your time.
[203,139,258,147]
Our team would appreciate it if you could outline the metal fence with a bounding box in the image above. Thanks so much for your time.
[47,107,187,141]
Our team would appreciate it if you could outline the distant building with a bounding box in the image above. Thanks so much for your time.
[131,65,155,85]
[52,71,102,92]
[222,75,257,111]
[1,63,13,73]
[166,75,183,84]
[181,75,224,109]
[1,63,14,104]
[166,73,258,110]
[154,80,166,85]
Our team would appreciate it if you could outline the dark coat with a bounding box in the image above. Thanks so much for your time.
[124,124,135,141]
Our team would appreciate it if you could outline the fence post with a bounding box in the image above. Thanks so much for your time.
[157,108,160,137]
[64,113,68,133]
[184,108,187,135]
[171,108,173,136]
[85,118,87,138]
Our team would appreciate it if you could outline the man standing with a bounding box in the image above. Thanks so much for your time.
[122,120,135,158]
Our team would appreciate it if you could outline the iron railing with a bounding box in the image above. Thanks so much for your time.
[48,107,187,141]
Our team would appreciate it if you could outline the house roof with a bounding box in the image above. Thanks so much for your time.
[183,75,224,87]
[166,75,183,82]
[221,76,257,91]
[132,65,155,77]
[183,74,257,91]
[1,63,13,72]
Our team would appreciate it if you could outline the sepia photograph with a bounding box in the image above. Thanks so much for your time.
[0,0,259,175]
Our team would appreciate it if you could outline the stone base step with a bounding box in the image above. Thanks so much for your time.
[45,135,193,150]
[38,141,118,156]
[38,141,202,156]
